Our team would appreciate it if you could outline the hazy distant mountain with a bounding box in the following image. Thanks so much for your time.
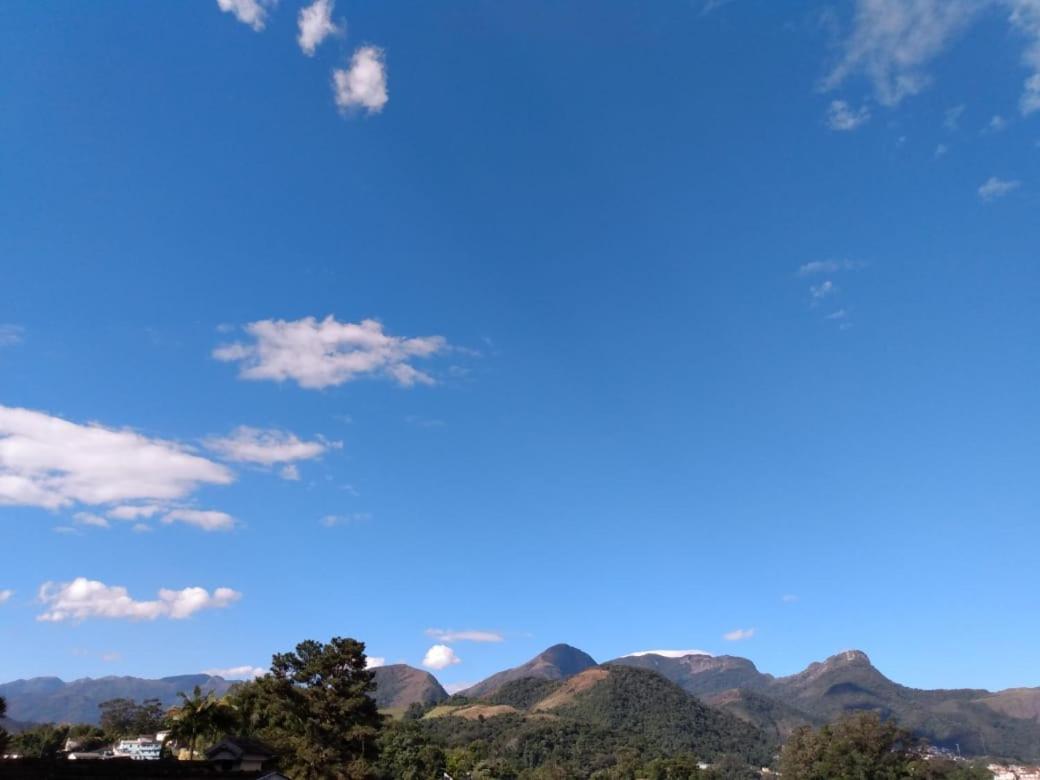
[372,664,448,710]
[0,675,233,725]
[458,644,597,699]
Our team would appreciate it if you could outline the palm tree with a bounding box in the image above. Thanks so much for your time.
[166,686,236,760]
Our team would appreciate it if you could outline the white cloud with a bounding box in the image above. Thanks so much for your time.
[978,176,1022,200]
[0,405,233,511]
[333,47,389,114]
[723,628,756,641]
[426,628,505,643]
[216,0,272,31]
[943,103,966,130]
[422,644,461,670]
[107,504,163,521]
[782,594,799,603]
[444,681,476,694]
[321,512,371,527]
[0,325,24,347]
[934,143,950,157]
[204,426,338,471]
[73,512,110,529]
[162,509,236,532]
[280,464,300,481]
[826,99,871,130]
[37,578,240,622]
[825,309,849,320]
[205,665,267,679]
[101,652,122,662]
[810,280,837,299]
[298,0,341,56]
[132,523,153,533]
[0,589,13,604]
[825,1,1040,114]
[823,0,987,106]
[366,656,386,669]
[798,259,864,276]
[623,649,713,658]
[1008,0,1040,114]
[985,113,1009,132]
[215,317,445,389]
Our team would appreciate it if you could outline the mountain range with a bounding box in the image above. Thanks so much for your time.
[3,645,1039,761]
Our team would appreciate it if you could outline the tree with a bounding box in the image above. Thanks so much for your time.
[9,724,69,759]
[166,685,238,759]
[779,712,917,780]
[227,636,384,779]
[98,697,165,737]
[376,719,446,779]
[0,696,9,755]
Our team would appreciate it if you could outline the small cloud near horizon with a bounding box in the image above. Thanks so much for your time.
[422,644,461,670]
[723,628,756,641]
[623,648,713,658]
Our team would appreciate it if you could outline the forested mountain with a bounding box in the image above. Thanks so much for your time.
[419,663,776,774]
[616,649,1040,761]
[458,643,597,699]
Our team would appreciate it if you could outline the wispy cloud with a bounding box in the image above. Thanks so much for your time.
[781,594,799,603]
[320,512,371,527]
[823,1,1040,115]
[0,589,13,604]
[984,113,1009,132]
[943,103,966,130]
[978,176,1021,201]
[107,505,163,521]
[798,259,865,276]
[0,325,24,347]
[205,426,339,480]
[73,512,110,529]
[216,0,273,31]
[826,99,871,130]
[214,317,444,389]
[162,509,236,532]
[823,0,988,106]
[426,628,505,643]
[37,578,240,622]
[422,644,461,670]
[298,0,342,56]
[810,280,837,300]
[722,627,756,641]
[333,47,389,114]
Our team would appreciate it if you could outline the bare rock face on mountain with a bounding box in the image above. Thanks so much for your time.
[371,664,448,710]
[459,644,597,699]
[611,653,772,697]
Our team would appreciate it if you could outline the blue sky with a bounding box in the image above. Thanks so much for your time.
[0,0,1038,694]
